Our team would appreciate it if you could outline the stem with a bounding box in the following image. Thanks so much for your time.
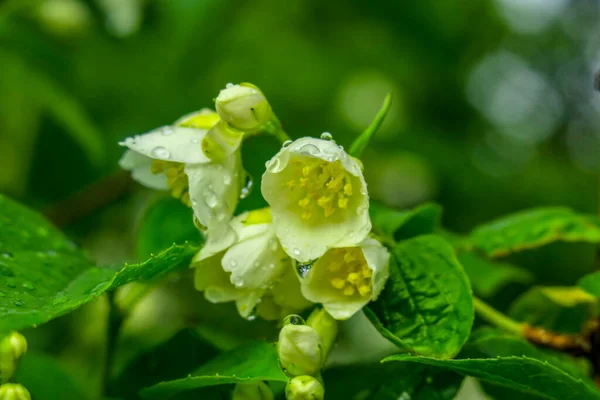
[473,296,525,336]
[102,291,124,396]
[263,117,291,144]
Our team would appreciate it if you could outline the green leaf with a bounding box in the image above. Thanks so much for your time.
[0,194,198,334]
[15,353,91,400]
[136,196,203,259]
[324,363,462,400]
[139,341,288,399]
[465,207,600,258]
[370,202,442,241]
[578,272,600,298]
[508,287,593,334]
[348,92,392,157]
[366,235,474,358]
[383,354,600,400]
[457,252,534,298]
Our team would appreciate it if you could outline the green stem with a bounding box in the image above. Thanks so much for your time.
[473,296,524,336]
[102,291,124,396]
[263,118,291,144]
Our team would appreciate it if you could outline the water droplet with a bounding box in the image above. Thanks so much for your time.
[284,314,305,325]
[191,199,197,207]
[247,313,256,321]
[266,158,281,173]
[230,260,237,268]
[191,138,200,144]
[161,126,174,135]
[13,300,25,307]
[0,263,14,277]
[226,82,234,88]
[269,239,279,252]
[292,248,301,256]
[1,252,12,259]
[339,145,344,151]
[22,282,35,291]
[297,261,313,278]
[223,174,232,186]
[320,132,333,140]
[151,146,171,159]
[282,140,293,148]
[6,278,17,288]
[203,190,218,208]
[240,174,254,199]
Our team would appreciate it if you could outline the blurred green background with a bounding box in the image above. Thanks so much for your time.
[1,1,600,398]
[2,0,598,232]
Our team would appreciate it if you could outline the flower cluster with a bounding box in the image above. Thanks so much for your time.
[119,82,390,322]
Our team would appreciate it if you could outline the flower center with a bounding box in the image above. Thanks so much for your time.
[151,160,191,206]
[286,159,354,220]
[327,248,372,297]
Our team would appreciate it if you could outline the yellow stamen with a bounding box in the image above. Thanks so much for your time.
[331,278,346,289]
[343,286,356,296]
[344,183,353,196]
[347,272,360,284]
[358,285,371,297]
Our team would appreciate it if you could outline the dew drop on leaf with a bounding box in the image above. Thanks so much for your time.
[22,281,35,291]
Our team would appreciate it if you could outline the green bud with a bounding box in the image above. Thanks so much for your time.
[216,83,274,131]
[285,376,324,400]
[306,308,338,360]
[0,383,31,400]
[232,381,274,400]
[278,322,323,377]
[0,332,27,383]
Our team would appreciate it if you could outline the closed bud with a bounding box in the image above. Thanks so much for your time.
[216,83,274,131]
[285,376,324,400]
[278,321,323,377]
[233,381,274,400]
[306,308,338,360]
[0,332,27,383]
[0,384,31,400]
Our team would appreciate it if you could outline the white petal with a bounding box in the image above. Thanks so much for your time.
[222,226,287,290]
[119,150,168,190]
[186,151,242,248]
[262,137,371,262]
[120,126,211,164]
[236,290,264,318]
[360,237,390,300]
[193,253,240,303]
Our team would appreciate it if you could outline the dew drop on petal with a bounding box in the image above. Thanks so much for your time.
[293,248,300,256]
[226,82,234,88]
[151,146,171,159]
[223,174,232,186]
[230,260,237,268]
[265,158,282,172]
[320,132,333,141]
[240,174,254,199]
[161,126,174,136]
[282,140,293,148]
[297,143,320,156]
[203,190,218,208]
[297,261,312,278]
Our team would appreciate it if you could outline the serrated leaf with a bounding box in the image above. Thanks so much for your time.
[370,202,442,241]
[324,363,462,400]
[0,194,198,334]
[348,93,392,157]
[465,207,600,258]
[457,252,534,298]
[137,196,202,259]
[366,235,474,358]
[139,341,288,399]
[383,354,600,400]
[578,272,600,298]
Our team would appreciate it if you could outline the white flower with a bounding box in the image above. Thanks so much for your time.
[216,83,274,131]
[119,109,244,246]
[300,238,390,320]
[192,210,310,319]
[261,137,371,262]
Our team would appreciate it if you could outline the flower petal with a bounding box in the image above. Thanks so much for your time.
[119,150,168,190]
[120,126,212,164]
[360,237,390,300]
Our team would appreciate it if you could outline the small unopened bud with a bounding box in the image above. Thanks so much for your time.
[0,332,27,383]
[216,83,274,131]
[278,321,323,376]
[306,308,338,360]
[0,383,31,400]
[232,381,274,400]
[285,376,324,400]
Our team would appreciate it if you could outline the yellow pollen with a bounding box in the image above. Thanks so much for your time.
[358,285,371,297]
[323,247,372,299]
[331,277,346,289]
[343,286,356,296]
[151,160,191,206]
[286,159,355,220]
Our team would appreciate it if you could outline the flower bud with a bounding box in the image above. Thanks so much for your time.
[0,332,27,383]
[216,83,274,131]
[285,376,324,400]
[278,322,323,377]
[306,308,338,360]
[0,384,31,400]
[232,381,274,400]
